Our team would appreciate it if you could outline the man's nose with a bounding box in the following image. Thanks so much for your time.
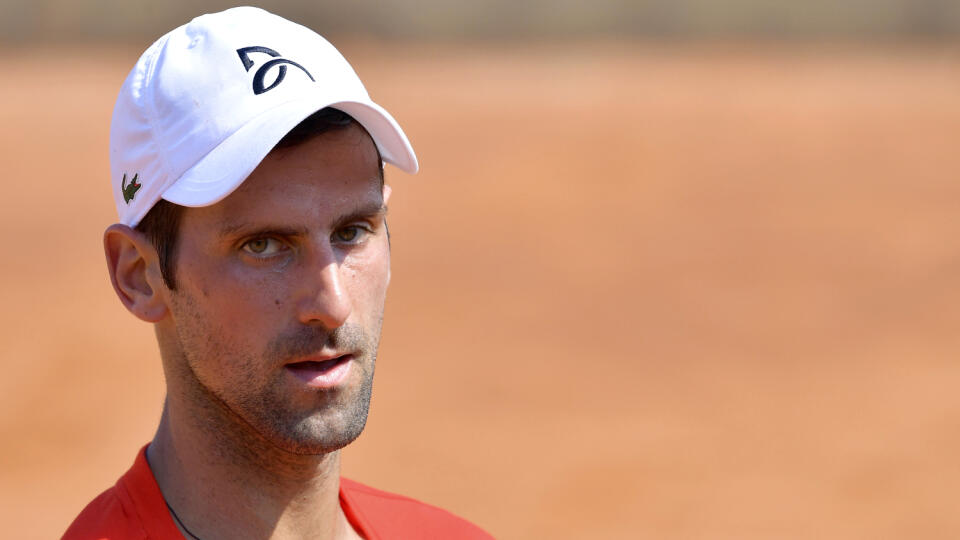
[297,253,351,330]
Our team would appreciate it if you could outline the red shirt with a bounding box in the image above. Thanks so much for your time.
[63,446,493,539]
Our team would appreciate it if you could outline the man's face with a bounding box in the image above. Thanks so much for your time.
[158,123,390,455]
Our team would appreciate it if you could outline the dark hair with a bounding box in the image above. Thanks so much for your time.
[136,107,381,290]
[136,198,185,290]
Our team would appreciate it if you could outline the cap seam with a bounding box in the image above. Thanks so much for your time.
[137,32,177,225]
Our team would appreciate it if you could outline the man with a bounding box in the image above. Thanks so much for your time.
[64,7,492,540]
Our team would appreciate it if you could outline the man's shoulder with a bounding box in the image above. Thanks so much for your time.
[340,477,494,539]
[61,446,178,540]
[61,484,145,540]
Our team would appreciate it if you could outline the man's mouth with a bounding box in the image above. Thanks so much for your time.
[285,355,353,388]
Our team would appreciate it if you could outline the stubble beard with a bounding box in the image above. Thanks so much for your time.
[170,293,382,456]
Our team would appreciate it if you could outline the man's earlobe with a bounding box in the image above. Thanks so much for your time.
[103,224,169,323]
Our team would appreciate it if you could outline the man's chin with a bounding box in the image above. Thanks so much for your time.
[233,366,374,456]
[267,431,365,456]
[262,411,370,456]
[275,439,354,456]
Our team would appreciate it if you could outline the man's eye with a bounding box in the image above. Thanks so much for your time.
[334,226,367,243]
[242,237,284,256]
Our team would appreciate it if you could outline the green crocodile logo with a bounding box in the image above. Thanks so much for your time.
[121,173,141,204]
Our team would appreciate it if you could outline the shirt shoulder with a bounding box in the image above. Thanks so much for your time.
[61,484,146,540]
[61,445,181,540]
[340,478,494,540]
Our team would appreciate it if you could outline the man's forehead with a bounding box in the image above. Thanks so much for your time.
[205,177,384,226]
[212,196,387,237]
[171,122,385,235]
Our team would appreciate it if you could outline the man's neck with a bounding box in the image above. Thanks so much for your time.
[147,400,361,540]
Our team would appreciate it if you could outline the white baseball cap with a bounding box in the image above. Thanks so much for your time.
[110,6,418,227]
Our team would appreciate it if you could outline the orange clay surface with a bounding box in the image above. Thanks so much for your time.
[2,43,960,539]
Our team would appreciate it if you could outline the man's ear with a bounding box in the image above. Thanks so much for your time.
[103,224,169,323]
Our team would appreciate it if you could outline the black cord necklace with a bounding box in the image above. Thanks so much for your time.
[165,500,204,540]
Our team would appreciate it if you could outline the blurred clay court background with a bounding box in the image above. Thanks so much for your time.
[3,1,960,539]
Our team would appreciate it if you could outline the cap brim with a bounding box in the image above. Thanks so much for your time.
[162,95,418,207]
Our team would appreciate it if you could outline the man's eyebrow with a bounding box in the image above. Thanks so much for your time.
[217,222,311,238]
[216,202,387,238]
[334,201,388,227]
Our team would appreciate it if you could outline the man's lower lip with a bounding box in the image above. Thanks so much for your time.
[285,355,352,388]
